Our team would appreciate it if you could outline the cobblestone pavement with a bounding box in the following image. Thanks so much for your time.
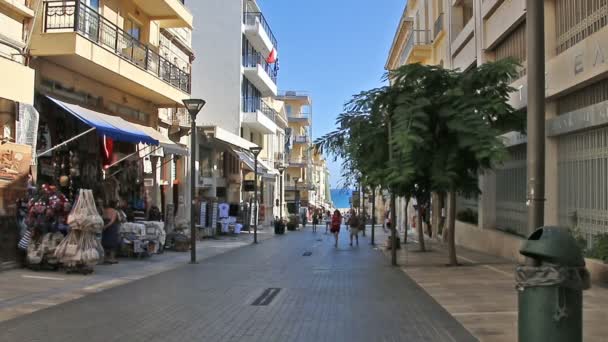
[0,230,274,323]
[0,226,475,342]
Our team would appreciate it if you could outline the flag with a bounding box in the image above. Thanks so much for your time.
[266,48,277,64]
[101,135,113,169]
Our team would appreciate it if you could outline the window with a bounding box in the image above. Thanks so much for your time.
[125,19,141,40]
[218,151,225,178]
[285,105,292,115]
[556,0,608,54]
[199,147,212,177]
[494,22,527,79]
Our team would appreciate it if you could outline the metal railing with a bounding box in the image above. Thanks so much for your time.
[289,157,309,165]
[242,97,281,124]
[43,1,191,94]
[243,12,278,49]
[287,113,311,120]
[293,135,309,144]
[400,29,431,65]
[434,13,444,38]
[242,52,278,83]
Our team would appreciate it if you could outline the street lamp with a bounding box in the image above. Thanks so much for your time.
[183,98,206,264]
[293,176,301,217]
[250,145,263,244]
[277,165,285,220]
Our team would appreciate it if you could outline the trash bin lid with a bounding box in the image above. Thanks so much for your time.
[520,226,585,267]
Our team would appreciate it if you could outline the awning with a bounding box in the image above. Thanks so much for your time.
[47,96,158,145]
[131,123,188,156]
[202,126,258,150]
[232,148,256,171]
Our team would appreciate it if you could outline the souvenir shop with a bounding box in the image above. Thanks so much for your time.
[0,98,39,270]
[15,94,185,273]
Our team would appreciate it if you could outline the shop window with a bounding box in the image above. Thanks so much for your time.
[218,151,225,178]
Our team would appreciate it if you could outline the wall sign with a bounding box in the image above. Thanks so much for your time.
[546,100,608,137]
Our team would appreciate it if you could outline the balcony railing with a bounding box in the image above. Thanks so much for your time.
[43,1,191,94]
[243,12,278,49]
[400,29,431,65]
[434,13,444,39]
[242,97,281,124]
[289,157,308,165]
[243,52,278,83]
[294,135,310,144]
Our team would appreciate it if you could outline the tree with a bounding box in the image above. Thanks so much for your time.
[317,59,522,264]
[386,60,522,264]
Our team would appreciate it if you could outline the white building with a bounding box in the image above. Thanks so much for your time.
[189,0,285,226]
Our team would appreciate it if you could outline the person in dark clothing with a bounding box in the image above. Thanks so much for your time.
[102,200,120,264]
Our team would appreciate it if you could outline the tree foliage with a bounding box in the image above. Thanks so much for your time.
[316,59,523,257]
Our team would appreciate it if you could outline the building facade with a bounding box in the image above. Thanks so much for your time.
[189,0,285,226]
[387,0,608,249]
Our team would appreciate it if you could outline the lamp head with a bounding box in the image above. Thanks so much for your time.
[182,99,206,119]
[249,146,263,157]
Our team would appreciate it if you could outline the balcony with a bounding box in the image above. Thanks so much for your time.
[242,52,278,97]
[243,12,277,57]
[132,0,193,29]
[159,107,190,128]
[400,29,432,65]
[0,0,34,18]
[289,157,309,167]
[34,1,191,105]
[241,97,279,134]
[0,56,35,105]
[287,113,311,125]
[293,135,310,144]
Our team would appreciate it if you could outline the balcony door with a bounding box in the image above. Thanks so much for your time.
[80,0,100,41]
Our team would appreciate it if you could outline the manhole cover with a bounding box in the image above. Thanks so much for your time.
[251,288,281,306]
[302,251,312,256]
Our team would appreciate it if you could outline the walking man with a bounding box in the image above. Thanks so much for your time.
[348,210,361,247]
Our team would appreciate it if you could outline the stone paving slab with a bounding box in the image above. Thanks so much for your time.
[372,227,608,342]
[0,230,273,323]
[0,227,476,342]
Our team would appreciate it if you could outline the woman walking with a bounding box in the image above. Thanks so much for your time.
[324,210,331,234]
[330,210,342,248]
[348,210,361,246]
[102,200,121,264]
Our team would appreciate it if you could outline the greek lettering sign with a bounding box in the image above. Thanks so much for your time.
[546,100,608,136]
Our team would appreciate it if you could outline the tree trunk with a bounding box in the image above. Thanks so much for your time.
[403,198,409,244]
[447,192,458,266]
[390,193,398,266]
[417,207,426,252]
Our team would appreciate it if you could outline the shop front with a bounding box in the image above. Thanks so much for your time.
[0,98,39,269]
[14,94,193,272]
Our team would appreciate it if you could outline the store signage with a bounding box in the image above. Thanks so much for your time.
[0,143,31,188]
[243,180,255,192]
[546,100,608,137]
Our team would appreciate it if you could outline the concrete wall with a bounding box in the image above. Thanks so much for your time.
[189,0,243,135]
[455,221,608,285]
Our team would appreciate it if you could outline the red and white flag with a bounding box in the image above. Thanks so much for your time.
[266,48,278,64]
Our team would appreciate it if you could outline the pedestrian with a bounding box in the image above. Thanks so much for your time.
[330,210,342,248]
[102,200,121,264]
[348,210,361,246]
[324,210,331,234]
[312,210,319,233]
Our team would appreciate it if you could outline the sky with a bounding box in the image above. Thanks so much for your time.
[260,0,405,188]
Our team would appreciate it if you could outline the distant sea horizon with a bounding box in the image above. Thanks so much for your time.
[330,188,352,209]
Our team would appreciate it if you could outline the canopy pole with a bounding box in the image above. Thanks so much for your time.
[36,127,96,159]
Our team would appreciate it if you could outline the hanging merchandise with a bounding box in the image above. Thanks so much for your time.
[54,189,103,273]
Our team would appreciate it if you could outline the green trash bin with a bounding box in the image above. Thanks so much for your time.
[516,226,591,342]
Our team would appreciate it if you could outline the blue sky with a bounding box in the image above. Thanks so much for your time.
[260,0,405,188]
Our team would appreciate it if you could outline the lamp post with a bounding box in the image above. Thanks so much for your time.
[250,146,262,244]
[293,176,300,217]
[278,165,285,220]
[183,99,206,264]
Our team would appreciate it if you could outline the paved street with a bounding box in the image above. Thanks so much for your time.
[0,227,475,342]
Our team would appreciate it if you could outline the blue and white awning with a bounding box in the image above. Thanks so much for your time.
[47,96,159,145]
